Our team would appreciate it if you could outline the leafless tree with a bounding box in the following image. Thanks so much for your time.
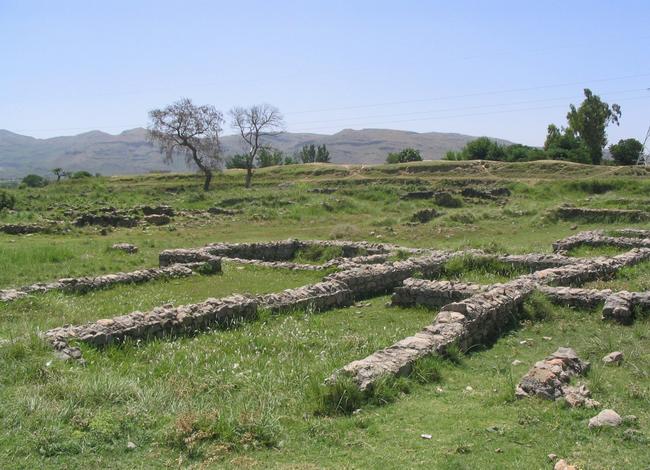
[229,104,285,187]
[148,98,224,191]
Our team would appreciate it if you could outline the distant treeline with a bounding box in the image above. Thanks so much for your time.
[444,89,644,165]
[226,144,331,169]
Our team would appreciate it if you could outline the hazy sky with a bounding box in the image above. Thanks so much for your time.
[1,0,649,145]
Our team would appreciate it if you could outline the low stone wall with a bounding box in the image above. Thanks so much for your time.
[554,206,649,223]
[332,247,650,390]
[613,228,650,239]
[333,276,536,390]
[0,223,50,235]
[46,294,257,359]
[75,212,139,228]
[324,251,456,297]
[0,261,220,302]
[494,253,575,269]
[552,230,650,254]
[160,239,420,268]
[259,281,353,313]
[392,279,485,308]
[141,205,175,216]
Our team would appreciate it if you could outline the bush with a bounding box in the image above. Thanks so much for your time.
[0,190,15,211]
[21,174,48,188]
[70,171,93,179]
[386,148,422,164]
[609,138,643,166]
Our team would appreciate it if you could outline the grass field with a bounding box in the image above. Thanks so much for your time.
[1,161,649,469]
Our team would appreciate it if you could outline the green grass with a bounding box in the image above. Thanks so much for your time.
[583,260,650,292]
[1,162,650,468]
[441,254,530,284]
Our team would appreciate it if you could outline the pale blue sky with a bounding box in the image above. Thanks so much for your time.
[1,0,649,145]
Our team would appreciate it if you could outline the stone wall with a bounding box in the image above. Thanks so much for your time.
[331,246,650,390]
[0,261,220,302]
[259,281,353,313]
[554,206,649,223]
[46,295,257,360]
[553,230,650,254]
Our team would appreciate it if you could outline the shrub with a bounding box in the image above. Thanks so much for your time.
[609,138,643,166]
[386,148,422,164]
[70,171,93,179]
[0,190,16,211]
[21,174,48,188]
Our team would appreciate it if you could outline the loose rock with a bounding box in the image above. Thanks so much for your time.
[602,351,623,365]
[588,409,622,428]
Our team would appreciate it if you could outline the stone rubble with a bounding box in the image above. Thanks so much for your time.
[144,214,171,226]
[515,347,597,408]
[111,243,138,254]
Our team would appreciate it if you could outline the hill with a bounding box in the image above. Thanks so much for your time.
[0,127,512,179]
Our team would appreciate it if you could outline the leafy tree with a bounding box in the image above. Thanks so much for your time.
[608,138,643,166]
[543,125,590,164]
[21,174,48,188]
[225,154,249,169]
[444,150,462,161]
[256,148,284,167]
[52,168,64,182]
[148,98,224,191]
[230,104,285,188]
[462,137,495,160]
[0,190,15,211]
[386,148,422,163]
[566,89,621,165]
[299,144,317,163]
[284,155,298,165]
[316,144,330,163]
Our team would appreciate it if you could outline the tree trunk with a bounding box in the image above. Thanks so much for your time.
[245,167,253,188]
[203,168,213,191]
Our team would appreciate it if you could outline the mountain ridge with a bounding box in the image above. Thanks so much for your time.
[0,127,513,179]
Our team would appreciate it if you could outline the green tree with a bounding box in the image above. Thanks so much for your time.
[386,148,422,163]
[299,144,317,163]
[608,138,643,166]
[566,88,621,165]
[0,190,15,211]
[315,144,330,163]
[225,154,249,169]
[462,137,496,160]
[543,125,590,164]
[256,148,284,167]
[21,174,48,188]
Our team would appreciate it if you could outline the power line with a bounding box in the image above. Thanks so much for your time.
[287,87,648,127]
[284,72,650,115]
[289,95,650,133]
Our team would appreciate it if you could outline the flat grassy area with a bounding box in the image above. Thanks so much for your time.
[1,161,649,468]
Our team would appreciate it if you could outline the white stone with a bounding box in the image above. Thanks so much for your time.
[588,409,622,428]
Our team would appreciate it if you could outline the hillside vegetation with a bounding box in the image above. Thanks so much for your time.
[1,160,649,469]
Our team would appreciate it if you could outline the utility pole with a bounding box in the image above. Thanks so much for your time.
[637,125,650,166]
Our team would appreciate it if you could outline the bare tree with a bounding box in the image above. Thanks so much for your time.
[148,98,224,191]
[52,168,64,182]
[229,104,285,188]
